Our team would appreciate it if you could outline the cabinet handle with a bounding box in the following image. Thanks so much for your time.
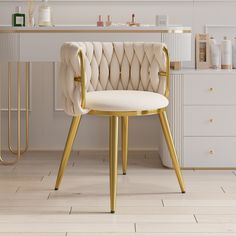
[209,149,214,155]
[209,118,214,123]
[209,87,214,92]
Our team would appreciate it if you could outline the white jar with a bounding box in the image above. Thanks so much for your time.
[38,0,52,27]
[233,38,236,69]
[221,36,232,69]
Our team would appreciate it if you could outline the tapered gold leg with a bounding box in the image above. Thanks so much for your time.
[109,116,119,213]
[121,116,128,175]
[55,116,82,190]
[159,110,185,193]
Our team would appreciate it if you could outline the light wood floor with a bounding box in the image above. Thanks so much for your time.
[0,150,236,235]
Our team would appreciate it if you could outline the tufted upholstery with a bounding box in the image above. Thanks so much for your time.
[60,42,168,116]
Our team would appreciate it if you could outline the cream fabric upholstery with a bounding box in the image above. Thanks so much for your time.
[86,91,169,111]
[60,42,167,116]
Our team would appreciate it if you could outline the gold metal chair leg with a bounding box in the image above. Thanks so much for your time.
[109,116,119,213]
[55,116,82,190]
[159,110,185,193]
[121,116,128,175]
[0,62,29,165]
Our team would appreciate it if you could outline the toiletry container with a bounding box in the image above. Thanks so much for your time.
[97,15,104,27]
[209,37,221,69]
[221,36,232,69]
[106,15,112,27]
[38,0,52,27]
[156,15,168,26]
[12,6,25,27]
[233,38,236,69]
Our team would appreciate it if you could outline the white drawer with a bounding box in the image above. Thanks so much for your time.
[184,106,236,136]
[184,137,236,168]
[184,74,236,105]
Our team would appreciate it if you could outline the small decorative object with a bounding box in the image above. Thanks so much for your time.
[97,15,104,27]
[156,15,168,26]
[221,36,232,69]
[170,62,181,70]
[195,33,210,69]
[105,15,112,27]
[38,0,52,27]
[233,37,236,69]
[127,14,140,27]
[27,0,35,27]
[12,6,25,27]
[209,37,221,69]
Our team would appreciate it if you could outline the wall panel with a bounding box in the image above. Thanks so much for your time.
[0,0,235,150]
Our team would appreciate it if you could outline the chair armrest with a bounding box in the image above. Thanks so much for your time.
[163,46,170,98]
[74,50,86,109]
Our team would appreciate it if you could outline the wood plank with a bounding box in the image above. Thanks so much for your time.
[163,200,236,207]
[68,234,236,236]
[0,206,71,215]
[0,214,195,223]
[136,223,236,233]
[71,206,236,215]
[196,214,236,223]
[0,234,65,236]
[0,223,134,233]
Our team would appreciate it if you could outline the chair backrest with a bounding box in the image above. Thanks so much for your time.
[60,42,169,115]
[77,42,168,95]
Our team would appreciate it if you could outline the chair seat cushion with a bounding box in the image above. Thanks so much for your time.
[86,90,169,112]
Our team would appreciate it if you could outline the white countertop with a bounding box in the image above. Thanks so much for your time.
[171,69,236,74]
[0,25,192,33]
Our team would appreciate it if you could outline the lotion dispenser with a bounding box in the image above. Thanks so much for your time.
[221,36,232,69]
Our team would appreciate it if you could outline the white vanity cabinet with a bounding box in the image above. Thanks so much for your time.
[160,70,236,168]
[0,26,191,62]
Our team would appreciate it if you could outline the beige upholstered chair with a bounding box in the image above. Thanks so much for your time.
[55,42,185,213]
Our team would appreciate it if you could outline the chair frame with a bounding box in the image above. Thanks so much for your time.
[54,46,185,213]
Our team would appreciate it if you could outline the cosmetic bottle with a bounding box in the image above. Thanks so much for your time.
[127,14,140,27]
[38,0,52,27]
[221,36,232,69]
[106,15,112,27]
[97,15,104,27]
[233,38,236,69]
[209,37,221,69]
[12,6,25,27]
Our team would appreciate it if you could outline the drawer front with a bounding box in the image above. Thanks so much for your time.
[184,137,236,168]
[184,74,236,105]
[184,106,236,136]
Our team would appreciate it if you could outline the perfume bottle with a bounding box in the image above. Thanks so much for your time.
[38,0,52,27]
[105,15,112,27]
[97,15,104,27]
[12,6,25,27]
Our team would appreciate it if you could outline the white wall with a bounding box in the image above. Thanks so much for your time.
[0,0,236,151]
